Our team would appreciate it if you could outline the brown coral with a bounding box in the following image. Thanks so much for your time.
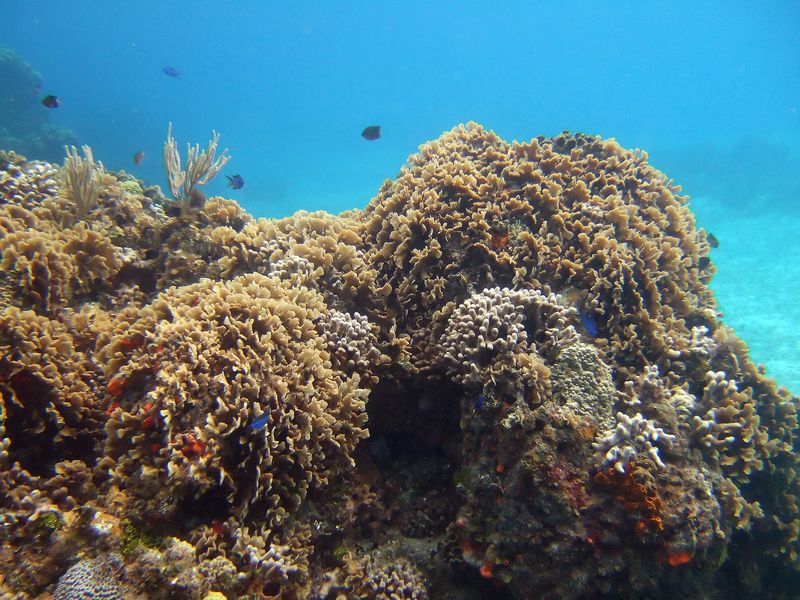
[0,124,798,599]
[98,272,370,529]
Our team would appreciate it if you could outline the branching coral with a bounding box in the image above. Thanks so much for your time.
[62,145,105,222]
[163,122,230,202]
[593,411,677,472]
[441,286,577,389]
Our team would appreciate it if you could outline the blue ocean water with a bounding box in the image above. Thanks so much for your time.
[2,1,798,391]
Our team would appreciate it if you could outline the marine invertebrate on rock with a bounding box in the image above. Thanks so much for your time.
[62,145,105,222]
[0,153,57,209]
[99,272,370,532]
[441,286,578,389]
[689,370,768,481]
[593,462,664,534]
[0,307,106,473]
[593,411,676,472]
[317,308,385,383]
[53,553,127,600]
[163,122,230,203]
[340,551,428,599]
[550,342,616,431]
[0,160,123,311]
[231,522,313,597]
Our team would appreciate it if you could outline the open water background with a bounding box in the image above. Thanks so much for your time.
[1,1,798,391]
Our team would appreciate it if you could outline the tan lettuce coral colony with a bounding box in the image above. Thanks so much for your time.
[0,124,797,599]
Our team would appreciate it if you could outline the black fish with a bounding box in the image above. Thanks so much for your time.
[41,95,60,108]
[361,125,381,140]
[698,256,711,269]
[708,232,719,248]
[162,66,180,78]
[133,150,145,166]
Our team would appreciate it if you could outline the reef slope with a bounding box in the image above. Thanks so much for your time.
[0,125,798,599]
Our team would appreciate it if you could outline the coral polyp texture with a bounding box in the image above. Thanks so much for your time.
[1,123,798,599]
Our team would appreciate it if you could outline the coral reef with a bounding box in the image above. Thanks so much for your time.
[1,123,799,599]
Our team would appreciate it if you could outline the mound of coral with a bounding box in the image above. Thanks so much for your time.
[1,124,798,599]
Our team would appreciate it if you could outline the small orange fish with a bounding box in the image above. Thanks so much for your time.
[133,150,145,166]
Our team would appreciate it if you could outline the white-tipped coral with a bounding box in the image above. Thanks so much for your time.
[688,370,769,481]
[317,308,385,382]
[0,155,57,209]
[441,286,578,386]
[593,412,676,472]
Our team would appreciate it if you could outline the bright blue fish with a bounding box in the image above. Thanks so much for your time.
[226,174,245,190]
[250,412,270,430]
[474,395,488,411]
[579,311,599,337]
[162,66,180,78]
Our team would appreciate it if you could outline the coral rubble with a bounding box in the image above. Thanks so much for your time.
[1,123,799,599]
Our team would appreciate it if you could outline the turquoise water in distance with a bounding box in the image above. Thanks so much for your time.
[1,1,798,392]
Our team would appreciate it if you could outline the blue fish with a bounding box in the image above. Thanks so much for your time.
[579,311,599,337]
[474,395,488,411]
[249,412,270,430]
[162,66,180,78]
[226,174,245,190]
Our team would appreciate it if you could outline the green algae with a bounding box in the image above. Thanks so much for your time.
[122,518,162,556]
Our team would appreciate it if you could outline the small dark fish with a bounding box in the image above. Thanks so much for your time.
[698,256,711,269]
[312,316,324,325]
[41,95,60,108]
[708,232,719,248]
[162,66,180,78]
[133,150,145,166]
[475,395,488,411]
[361,125,381,140]
[579,311,599,337]
[249,412,270,430]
